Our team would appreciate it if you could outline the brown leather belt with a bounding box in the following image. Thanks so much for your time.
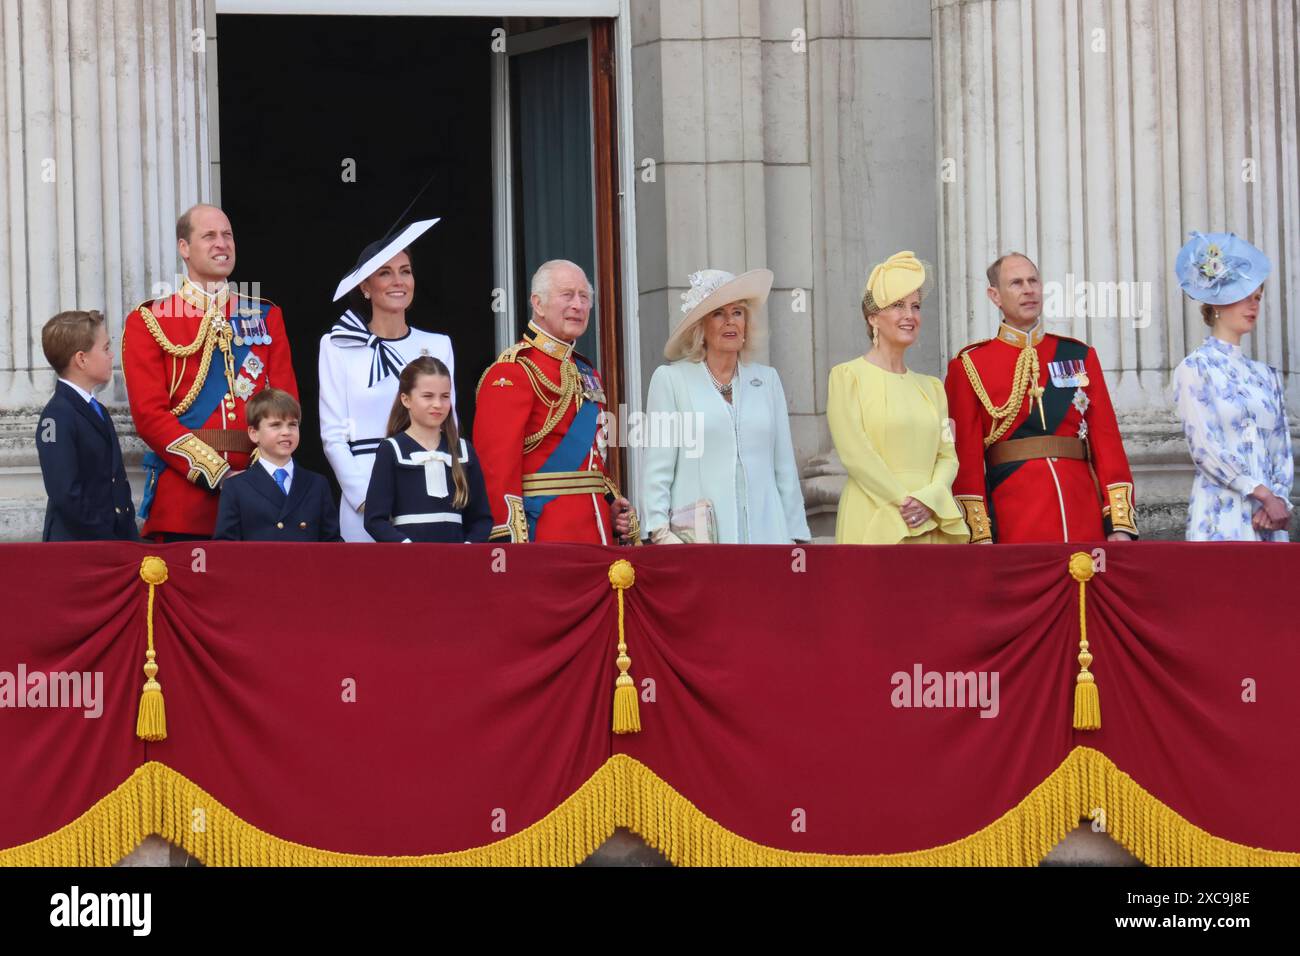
[193,428,255,454]
[986,435,1087,467]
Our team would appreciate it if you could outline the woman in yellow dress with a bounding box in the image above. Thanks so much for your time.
[828,252,969,545]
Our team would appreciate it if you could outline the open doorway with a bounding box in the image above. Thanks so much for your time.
[215,14,497,481]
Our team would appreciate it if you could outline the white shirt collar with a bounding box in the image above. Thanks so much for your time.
[258,455,294,480]
[58,378,97,405]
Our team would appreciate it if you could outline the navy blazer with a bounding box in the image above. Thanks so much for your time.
[213,462,342,542]
[36,381,138,541]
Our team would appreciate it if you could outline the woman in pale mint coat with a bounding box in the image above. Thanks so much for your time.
[641,268,811,544]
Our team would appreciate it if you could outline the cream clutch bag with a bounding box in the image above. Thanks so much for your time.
[667,498,718,543]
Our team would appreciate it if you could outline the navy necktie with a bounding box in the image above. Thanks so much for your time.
[273,468,289,495]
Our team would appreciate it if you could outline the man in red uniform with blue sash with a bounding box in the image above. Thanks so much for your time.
[474,259,636,544]
[122,204,299,541]
[945,253,1138,543]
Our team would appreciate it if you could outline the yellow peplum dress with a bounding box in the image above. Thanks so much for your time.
[827,356,970,545]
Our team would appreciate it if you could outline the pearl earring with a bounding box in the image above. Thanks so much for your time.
[364,292,371,300]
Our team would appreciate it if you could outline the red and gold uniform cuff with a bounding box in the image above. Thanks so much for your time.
[955,495,993,543]
[165,433,228,490]
[1103,482,1138,536]
[489,494,528,543]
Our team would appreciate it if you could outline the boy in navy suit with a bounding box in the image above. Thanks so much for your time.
[214,388,341,541]
[36,310,139,541]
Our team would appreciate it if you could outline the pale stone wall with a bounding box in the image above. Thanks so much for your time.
[631,0,939,537]
[931,0,1300,539]
[0,0,211,540]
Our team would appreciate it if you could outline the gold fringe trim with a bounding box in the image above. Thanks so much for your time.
[2,748,1296,867]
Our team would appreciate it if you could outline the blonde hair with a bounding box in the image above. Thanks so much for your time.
[682,301,759,363]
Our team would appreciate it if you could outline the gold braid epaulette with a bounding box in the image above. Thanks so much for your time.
[517,355,582,454]
[139,305,210,357]
[960,346,1044,447]
[138,305,231,417]
[478,342,584,455]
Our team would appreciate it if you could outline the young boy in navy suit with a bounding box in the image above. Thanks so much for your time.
[36,310,139,541]
[214,388,341,541]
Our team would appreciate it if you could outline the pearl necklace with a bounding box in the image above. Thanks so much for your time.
[706,363,736,398]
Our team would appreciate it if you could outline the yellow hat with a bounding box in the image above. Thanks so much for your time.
[862,251,929,313]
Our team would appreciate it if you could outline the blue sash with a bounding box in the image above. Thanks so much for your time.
[522,396,602,540]
[138,306,260,519]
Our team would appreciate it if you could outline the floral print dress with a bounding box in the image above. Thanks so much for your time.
[1172,336,1293,541]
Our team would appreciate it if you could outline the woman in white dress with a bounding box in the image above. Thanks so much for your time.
[1171,231,1292,541]
[319,220,455,541]
[641,268,810,544]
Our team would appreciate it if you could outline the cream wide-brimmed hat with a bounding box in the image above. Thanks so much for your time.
[664,268,774,361]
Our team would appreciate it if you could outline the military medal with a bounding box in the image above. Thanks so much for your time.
[580,368,606,404]
[1049,359,1088,389]
[233,376,255,401]
[241,352,265,381]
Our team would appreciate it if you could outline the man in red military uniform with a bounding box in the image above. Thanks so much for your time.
[474,259,636,543]
[122,204,298,540]
[945,253,1137,543]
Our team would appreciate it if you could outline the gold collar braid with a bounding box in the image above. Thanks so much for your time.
[960,345,1047,446]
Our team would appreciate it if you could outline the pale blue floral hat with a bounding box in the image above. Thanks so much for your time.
[1174,231,1271,306]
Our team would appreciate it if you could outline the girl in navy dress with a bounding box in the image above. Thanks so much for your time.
[364,356,493,542]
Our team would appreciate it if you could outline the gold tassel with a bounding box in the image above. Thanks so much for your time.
[137,556,169,741]
[1068,552,1100,730]
[607,559,640,734]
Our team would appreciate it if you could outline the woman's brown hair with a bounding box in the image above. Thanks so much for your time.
[385,356,468,508]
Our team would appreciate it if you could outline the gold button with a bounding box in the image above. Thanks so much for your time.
[114,507,121,514]
[228,413,236,420]
[276,521,284,529]
[299,522,307,528]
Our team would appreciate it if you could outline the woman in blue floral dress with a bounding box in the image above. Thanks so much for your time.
[1172,232,1292,541]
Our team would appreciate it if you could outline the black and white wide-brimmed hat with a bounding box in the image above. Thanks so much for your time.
[332,218,441,302]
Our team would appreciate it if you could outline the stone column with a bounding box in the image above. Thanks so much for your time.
[630,1,938,537]
[0,0,211,540]
[933,0,1300,537]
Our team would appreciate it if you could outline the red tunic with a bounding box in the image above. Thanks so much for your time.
[944,321,1137,543]
[121,279,298,537]
[473,323,614,543]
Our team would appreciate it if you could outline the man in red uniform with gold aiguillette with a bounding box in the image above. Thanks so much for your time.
[123,204,299,540]
[474,259,637,543]
[944,253,1138,543]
